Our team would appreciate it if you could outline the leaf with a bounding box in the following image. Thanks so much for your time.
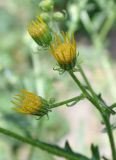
[110,103,116,109]
[102,123,116,133]
[91,144,100,160]
[0,127,90,160]
[65,141,73,152]
[102,156,109,160]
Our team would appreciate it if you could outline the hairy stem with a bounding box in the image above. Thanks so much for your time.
[0,127,90,160]
[68,69,116,160]
[78,65,115,115]
[51,94,85,108]
[102,115,116,160]
[77,65,116,159]
[68,70,102,113]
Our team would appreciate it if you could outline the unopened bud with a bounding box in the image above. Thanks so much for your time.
[12,90,51,118]
[53,12,65,21]
[39,0,54,12]
[50,32,77,70]
[28,17,52,47]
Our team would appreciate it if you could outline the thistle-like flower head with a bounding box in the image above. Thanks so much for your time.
[50,32,77,70]
[12,90,50,117]
[28,17,52,47]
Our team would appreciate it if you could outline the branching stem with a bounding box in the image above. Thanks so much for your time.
[68,69,116,160]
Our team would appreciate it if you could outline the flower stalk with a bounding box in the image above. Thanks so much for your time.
[78,65,116,160]
[12,90,85,118]
[0,127,90,160]
[68,70,103,113]
[50,94,85,108]
[68,69,116,160]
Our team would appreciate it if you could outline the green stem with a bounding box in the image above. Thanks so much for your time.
[0,127,90,160]
[78,65,103,108]
[68,70,102,113]
[78,65,115,114]
[79,67,116,159]
[102,115,116,160]
[51,94,85,108]
[78,65,115,116]
[78,65,96,96]
[68,69,116,160]
[110,103,116,109]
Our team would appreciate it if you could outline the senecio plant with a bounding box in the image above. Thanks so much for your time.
[0,1,116,160]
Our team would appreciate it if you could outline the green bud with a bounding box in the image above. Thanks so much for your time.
[28,17,52,47]
[53,12,65,21]
[39,0,54,12]
[40,12,50,22]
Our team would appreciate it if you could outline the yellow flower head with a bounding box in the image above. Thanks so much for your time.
[50,32,77,70]
[28,17,52,47]
[12,90,50,117]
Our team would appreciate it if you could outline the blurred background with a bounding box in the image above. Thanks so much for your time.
[0,0,116,160]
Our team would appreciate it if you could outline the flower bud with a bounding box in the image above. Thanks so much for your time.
[28,17,52,47]
[39,0,54,12]
[12,90,51,118]
[53,12,65,21]
[50,32,77,70]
